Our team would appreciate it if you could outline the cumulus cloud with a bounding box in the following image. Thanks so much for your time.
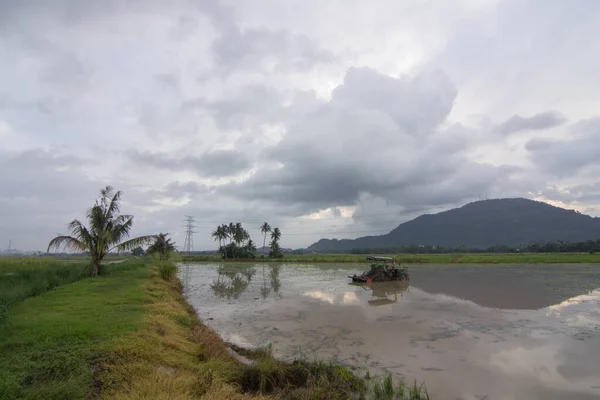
[218,67,525,216]
[495,111,567,135]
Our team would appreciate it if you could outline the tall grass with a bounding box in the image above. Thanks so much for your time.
[371,373,430,400]
[0,257,147,320]
[0,257,90,309]
[156,260,178,280]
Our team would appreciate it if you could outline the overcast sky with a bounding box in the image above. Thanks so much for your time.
[2,0,600,252]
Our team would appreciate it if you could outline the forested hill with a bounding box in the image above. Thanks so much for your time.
[306,198,600,252]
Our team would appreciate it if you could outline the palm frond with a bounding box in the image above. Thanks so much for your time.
[109,216,134,244]
[67,219,94,248]
[47,235,89,253]
[260,222,271,233]
[105,189,123,219]
[113,235,156,252]
[87,205,106,235]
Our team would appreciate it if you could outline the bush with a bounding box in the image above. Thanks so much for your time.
[157,261,177,280]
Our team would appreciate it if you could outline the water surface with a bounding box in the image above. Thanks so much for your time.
[180,263,600,400]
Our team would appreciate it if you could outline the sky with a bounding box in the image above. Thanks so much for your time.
[1,0,600,252]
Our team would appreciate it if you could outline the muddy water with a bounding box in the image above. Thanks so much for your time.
[180,263,600,400]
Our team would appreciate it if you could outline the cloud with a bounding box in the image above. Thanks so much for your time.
[128,149,251,178]
[212,27,335,75]
[495,111,567,135]
[2,0,600,252]
[218,67,525,216]
[525,118,600,176]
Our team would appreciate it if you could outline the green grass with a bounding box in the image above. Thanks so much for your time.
[156,259,178,280]
[0,257,90,310]
[370,373,429,400]
[0,262,149,400]
[180,252,600,264]
[0,257,147,319]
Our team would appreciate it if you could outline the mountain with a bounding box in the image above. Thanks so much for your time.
[306,198,600,251]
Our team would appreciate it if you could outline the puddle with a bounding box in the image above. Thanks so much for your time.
[180,263,600,400]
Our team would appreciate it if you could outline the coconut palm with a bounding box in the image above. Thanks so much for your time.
[271,227,281,242]
[260,222,271,257]
[233,222,247,245]
[146,232,176,260]
[47,186,156,277]
[245,239,257,254]
[228,222,236,246]
[212,225,227,256]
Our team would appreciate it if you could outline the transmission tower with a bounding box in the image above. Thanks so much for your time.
[183,216,196,254]
[7,240,12,254]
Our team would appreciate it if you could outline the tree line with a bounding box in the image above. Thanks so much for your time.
[211,222,283,259]
[344,239,600,254]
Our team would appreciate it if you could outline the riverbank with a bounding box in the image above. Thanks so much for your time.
[180,252,600,264]
[0,258,429,399]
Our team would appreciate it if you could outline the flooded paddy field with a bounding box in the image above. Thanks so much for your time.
[180,263,600,400]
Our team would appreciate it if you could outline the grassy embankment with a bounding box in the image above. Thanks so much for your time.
[0,257,429,400]
[180,252,600,264]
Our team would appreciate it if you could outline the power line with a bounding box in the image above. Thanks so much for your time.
[182,216,196,254]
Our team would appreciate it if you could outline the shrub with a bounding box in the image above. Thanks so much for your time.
[157,261,177,280]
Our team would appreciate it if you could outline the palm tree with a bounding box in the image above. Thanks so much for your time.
[233,222,246,245]
[212,225,226,254]
[269,239,283,258]
[228,222,236,246]
[271,227,281,242]
[146,233,176,260]
[245,239,257,255]
[47,186,156,277]
[260,222,271,257]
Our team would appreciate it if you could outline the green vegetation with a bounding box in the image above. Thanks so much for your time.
[212,222,257,259]
[370,373,429,400]
[0,257,90,314]
[347,238,600,255]
[47,186,156,276]
[179,252,600,264]
[146,232,177,260]
[211,222,282,259]
[260,222,271,257]
[268,227,283,258]
[0,260,149,399]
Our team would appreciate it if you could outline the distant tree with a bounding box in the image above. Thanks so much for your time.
[245,239,257,255]
[215,222,256,259]
[146,233,176,260]
[269,227,283,258]
[132,246,145,256]
[47,186,156,277]
[228,222,236,246]
[269,240,283,258]
[212,225,228,258]
[260,222,271,257]
[271,227,281,242]
[233,222,248,245]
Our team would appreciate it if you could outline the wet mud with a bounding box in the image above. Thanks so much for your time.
[180,263,600,400]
